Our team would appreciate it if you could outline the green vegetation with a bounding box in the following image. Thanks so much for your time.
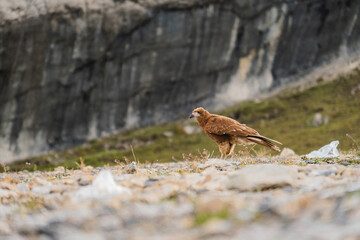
[194,210,230,226]
[4,69,360,172]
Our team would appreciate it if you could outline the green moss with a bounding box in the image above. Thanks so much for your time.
[194,210,230,226]
[4,69,360,172]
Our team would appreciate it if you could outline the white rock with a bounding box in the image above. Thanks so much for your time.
[17,183,30,193]
[183,125,201,134]
[312,113,323,127]
[279,148,301,160]
[163,131,173,137]
[32,186,51,195]
[0,189,15,198]
[0,221,11,234]
[76,171,131,200]
[227,164,298,191]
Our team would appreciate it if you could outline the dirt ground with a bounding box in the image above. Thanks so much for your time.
[1,153,360,240]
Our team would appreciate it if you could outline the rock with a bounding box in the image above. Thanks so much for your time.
[0,221,11,234]
[311,113,330,127]
[144,178,159,187]
[183,125,201,135]
[227,164,298,191]
[54,166,65,172]
[163,131,174,137]
[0,189,15,198]
[316,170,337,177]
[351,83,360,96]
[196,197,234,214]
[201,219,232,236]
[17,183,30,193]
[341,161,351,166]
[123,162,137,174]
[32,186,52,195]
[2,0,360,162]
[139,184,180,202]
[279,148,300,160]
[77,178,92,186]
[82,166,94,173]
[75,171,131,200]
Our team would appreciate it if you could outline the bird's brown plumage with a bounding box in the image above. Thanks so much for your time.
[190,107,282,156]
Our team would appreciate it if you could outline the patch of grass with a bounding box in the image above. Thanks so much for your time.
[194,210,230,226]
[21,197,44,211]
[4,69,360,172]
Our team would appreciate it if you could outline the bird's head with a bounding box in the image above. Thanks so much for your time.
[189,107,209,119]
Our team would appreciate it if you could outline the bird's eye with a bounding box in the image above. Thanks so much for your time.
[197,111,200,114]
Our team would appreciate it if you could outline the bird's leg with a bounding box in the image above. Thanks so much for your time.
[220,153,224,159]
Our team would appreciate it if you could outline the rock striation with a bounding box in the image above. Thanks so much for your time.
[1,0,360,162]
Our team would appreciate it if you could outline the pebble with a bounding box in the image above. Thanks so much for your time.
[144,178,159,186]
[77,178,92,186]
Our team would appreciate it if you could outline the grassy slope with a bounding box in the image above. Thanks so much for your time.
[4,69,360,172]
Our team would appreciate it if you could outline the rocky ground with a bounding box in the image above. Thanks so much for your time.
[1,150,360,240]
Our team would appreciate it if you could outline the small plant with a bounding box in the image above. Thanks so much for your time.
[130,145,139,164]
[75,157,86,170]
[0,161,7,173]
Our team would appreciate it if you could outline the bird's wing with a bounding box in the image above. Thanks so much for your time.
[204,115,259,136]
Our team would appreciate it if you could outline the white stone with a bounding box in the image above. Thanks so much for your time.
[227,164,298,191]
[76,171,131,200]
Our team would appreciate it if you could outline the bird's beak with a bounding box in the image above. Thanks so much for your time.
[189,113,194,119]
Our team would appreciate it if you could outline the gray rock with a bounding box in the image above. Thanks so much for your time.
[77,178,92,186]
[311,113,330,127]
[227,164,298,191]
[144,178,159,186]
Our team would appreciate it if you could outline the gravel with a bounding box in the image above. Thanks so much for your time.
[1,157,360,239]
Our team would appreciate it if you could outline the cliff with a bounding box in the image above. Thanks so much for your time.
[1,0,360,162]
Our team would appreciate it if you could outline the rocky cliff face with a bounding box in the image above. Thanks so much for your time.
[1,0,360,162]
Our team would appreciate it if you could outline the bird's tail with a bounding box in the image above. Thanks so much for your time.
[246,135,282,152]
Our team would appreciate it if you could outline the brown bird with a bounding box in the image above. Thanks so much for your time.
[190,107,282,158]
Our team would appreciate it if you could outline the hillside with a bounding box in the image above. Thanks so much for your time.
[3,69,360,172]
